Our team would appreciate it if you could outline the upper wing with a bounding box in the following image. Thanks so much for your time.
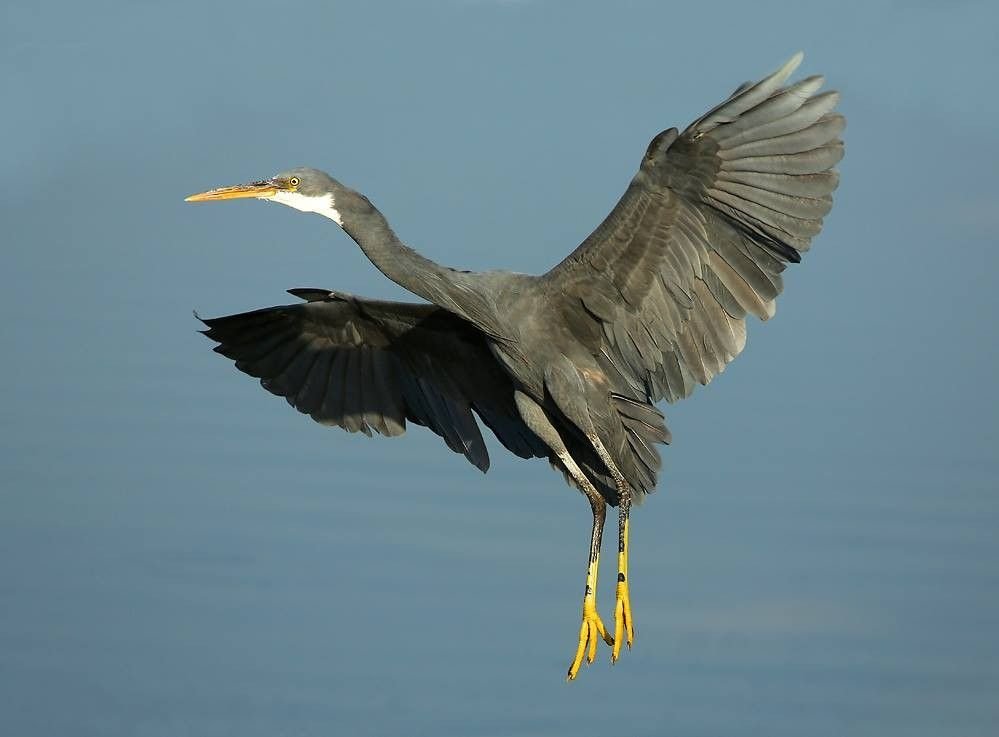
[199,289,547,471]
[544,52,844,402]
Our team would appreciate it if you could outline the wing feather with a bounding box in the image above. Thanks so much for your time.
[200,291,547,471]
[545,53,843,403]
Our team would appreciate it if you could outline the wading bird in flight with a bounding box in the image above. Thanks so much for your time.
[187,52,843,679]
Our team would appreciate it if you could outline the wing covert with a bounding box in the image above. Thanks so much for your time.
[199,290,547,471]
[545,52,844,403]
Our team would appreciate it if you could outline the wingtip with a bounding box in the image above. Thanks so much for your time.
[193,310,220,335]
[288,287,346,303]
[470,449,490,473]
[773,51,804,83]
[754,52,804,94]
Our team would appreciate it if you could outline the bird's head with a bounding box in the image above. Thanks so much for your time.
[185,167,358,226]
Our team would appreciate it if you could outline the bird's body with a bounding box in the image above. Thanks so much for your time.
[187,52,844,679]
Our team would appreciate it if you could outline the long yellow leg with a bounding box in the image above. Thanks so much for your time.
[567,501,614,680]
[612,499,635,663]
[582,432,637,665]
[510,392,616,680]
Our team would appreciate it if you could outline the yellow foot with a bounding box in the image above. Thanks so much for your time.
[611,579,635,663]
[566,602,614,680]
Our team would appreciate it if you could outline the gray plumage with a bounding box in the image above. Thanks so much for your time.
[201,291,547,472]
[195,51,843,515]
[190,54,844,676]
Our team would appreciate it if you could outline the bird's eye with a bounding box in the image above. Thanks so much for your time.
[290,177,300,187]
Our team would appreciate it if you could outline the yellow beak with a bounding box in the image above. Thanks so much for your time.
[184,181,279,202]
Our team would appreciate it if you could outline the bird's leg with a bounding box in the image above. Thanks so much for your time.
[586,434,636,663]
[613,486,635,662]
[567,491,614,680]
[511,391,614,680]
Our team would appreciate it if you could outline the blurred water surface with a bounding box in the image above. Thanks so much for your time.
[1,2,997,735]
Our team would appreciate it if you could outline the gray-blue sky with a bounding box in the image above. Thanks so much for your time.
[1,1,997,735]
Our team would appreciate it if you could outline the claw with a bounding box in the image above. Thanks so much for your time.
[611,579,635,663]
[567,602,614,680]
[612,515,635,664]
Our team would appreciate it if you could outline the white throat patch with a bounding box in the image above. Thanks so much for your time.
[268,190,343,226]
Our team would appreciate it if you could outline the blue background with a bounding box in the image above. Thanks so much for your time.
[2,1,997,735]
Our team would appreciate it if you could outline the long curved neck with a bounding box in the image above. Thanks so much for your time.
[331,194,503,338]
[274,187,455,302]
[287,185,502,335]
[281,187,458,305]
[343,204,456,307]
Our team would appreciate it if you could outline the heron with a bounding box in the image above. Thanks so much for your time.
[186,52,843,680]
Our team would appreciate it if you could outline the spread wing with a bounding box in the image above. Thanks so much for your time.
[199,289,547,471]
[544,52,844,402]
